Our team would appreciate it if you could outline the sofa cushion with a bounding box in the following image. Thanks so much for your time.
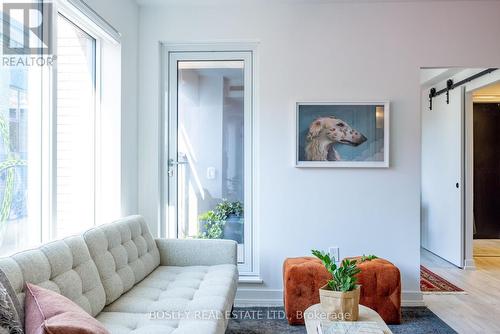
[24,283,109,334]
[103,264,237,315]
[97,264,237,334]
[0,236,106,318]
[83,215,160,305]
[97,312,224,334]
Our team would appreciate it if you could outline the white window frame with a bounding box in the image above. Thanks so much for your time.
[45,1,103,242]
[161,42,260,277]
[0,0,120,256]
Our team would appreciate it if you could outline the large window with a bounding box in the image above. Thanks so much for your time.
[0,3,119,256]
[55,14,96,238]
[0,67,42,256]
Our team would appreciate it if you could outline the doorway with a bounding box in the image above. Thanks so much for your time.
[471,83,500,257]
[420,68,466,268]
[421,68,500,269]
[419,69,500,333]
[163,49,255,274]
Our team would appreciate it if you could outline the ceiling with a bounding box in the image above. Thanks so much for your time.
[473,82,500,96]
[473,82,500,102]
[137,0,478,6]
[420,68,466,89]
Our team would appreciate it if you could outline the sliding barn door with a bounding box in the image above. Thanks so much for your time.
[421,87,464,267]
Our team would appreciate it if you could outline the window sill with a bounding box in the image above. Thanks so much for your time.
[238,276,263,284]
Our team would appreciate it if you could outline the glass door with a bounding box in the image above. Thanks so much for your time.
[166,51,253,272]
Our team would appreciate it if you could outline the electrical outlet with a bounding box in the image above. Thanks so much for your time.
[329,246,340,263]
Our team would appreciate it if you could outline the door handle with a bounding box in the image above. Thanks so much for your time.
[168,158,188,166]
[167,158,188,177]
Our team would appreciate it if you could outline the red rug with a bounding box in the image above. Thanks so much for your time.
[420,265,465,293]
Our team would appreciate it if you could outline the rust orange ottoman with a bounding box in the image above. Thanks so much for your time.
[283,256,401,325]
[283,257,330,325]
[349,257,401,324]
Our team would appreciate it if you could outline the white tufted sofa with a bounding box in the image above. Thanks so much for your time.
[0,215,238,334]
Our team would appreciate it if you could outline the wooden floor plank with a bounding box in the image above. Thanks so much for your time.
[474,239,500,257]
[421,245,500,334]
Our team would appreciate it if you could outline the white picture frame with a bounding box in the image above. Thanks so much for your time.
[295,101,390,168]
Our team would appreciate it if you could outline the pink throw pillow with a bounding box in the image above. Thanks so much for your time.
[24,283,109,334]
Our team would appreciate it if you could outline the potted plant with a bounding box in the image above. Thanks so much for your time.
[197,210,224,239]
[312,249,362,321]
[215,200,244,244]
[197,200,243,241]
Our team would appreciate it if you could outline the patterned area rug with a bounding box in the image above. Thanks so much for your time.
[420,265,465,294]
[226,307,456,334]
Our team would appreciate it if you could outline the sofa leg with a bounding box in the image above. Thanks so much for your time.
[230,305,235,318]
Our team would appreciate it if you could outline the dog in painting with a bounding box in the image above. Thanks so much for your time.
[305,116,367,161]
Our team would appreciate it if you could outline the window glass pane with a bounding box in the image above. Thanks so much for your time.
[176,61,245,251]
[56,14,96,238]
[0,66,43,256]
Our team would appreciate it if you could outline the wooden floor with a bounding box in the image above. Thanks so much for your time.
[421,243,500,334]
[473,239,500,257]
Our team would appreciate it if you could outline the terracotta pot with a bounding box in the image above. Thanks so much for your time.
[319,284,361,321]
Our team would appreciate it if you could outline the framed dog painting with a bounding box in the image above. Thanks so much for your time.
[295,102,390,168]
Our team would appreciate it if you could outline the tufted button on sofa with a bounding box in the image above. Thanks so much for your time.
[0,215,238,334]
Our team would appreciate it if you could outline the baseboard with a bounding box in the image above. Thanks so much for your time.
[464,258,476,271]
[402,291,425,307]
[235,288,283,307]
[235,288,425,307]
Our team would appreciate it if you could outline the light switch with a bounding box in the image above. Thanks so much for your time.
[329,246,340,263]
[206,167,216,180]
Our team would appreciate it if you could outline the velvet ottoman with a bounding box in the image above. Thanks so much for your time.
[349,256,401,324]
[282,257,331,325]
[282,256,401,325]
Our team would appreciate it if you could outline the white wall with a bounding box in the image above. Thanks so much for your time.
[137,0,500,305]
[84,0,139,216]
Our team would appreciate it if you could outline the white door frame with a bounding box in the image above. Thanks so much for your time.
[463,71,500,270]
[159,42,260,276]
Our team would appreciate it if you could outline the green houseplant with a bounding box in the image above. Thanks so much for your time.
[216,200,243,243]
[197,200,243,241]
[312,249,362,321]
[198,210,224,239]
[213,200,243,221]
[360,254,378,262]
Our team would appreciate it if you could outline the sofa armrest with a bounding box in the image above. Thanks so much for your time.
[155,238,237,266]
